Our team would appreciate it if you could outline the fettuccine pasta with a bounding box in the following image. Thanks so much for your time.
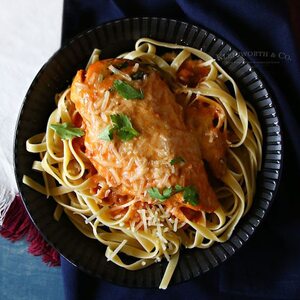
[23,38,262,289]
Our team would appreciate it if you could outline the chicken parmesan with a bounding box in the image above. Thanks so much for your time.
[23,38,262,289]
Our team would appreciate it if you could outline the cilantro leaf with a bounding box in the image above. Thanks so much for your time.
[175,185,199,206]
[148,187,172,201]
[113,79,144,99]
[162,187,173,198]
[182,186,199,206]
[170,156,185,165]
[174,184,184,192]
[117,128,139,141]
[110,114,139,141]
[110,113,131,130]
[99,125,114,141]
[148,184,199,206]
[50,123,84,140]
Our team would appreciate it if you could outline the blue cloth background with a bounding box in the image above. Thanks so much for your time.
[61,1,300,299]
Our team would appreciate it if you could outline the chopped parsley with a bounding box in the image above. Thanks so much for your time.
[182,186,199,206]
[170,156,185,165]
[148,187,173,201]
[99,113,139,141]
[148,185,199,206]
[113,79,144,100]
[98,125,114,141]
[111,114,139,141]
[174,184,184,192]
[50,123,84,140]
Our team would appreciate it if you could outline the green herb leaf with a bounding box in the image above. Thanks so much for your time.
[50,123,84,140]
[174,185,199,206]
[99,125,114,141]
[162,187,173,198]
[110,113,133,130]
[113,79,144,99]
[182,186,199,206]
[117,128,139,141]
[110,113,139,141]
[170,156,185,165]
[148,187,172,201]
[131,71,146,80]
[147,185,199,206]
[174,184,184,192]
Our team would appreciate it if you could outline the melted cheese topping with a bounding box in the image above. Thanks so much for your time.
[70,59,221,222]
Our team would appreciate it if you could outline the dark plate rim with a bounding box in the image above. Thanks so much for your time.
[14,16,283,288]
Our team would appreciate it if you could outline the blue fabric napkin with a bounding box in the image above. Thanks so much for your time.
[61,1,300,299]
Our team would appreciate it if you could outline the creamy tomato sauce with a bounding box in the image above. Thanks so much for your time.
[70,58,227,221]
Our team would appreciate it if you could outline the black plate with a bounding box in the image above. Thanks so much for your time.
[14,17,283,288]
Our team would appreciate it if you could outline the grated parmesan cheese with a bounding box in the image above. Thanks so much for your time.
[130,221,136,232]
[74,82,88,91]
[124,157,135,171]
[113,214,123,220]
[100,112,108,122]
[107,239,127,261]
[108,168,121,185]
[108,65,132,81]
[132,63,139,72]
[109,143,122,162]
[101,90,110,111]
[88,72,97,85]
[205,130,218,143]
[138,209,148,232]
[173,218,178,232]
[155,257,161,263]
[104,189,111,198]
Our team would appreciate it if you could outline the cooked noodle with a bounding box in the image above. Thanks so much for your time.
[23,38,262,289]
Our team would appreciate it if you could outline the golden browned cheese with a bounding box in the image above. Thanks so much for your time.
[70,58,220,216]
